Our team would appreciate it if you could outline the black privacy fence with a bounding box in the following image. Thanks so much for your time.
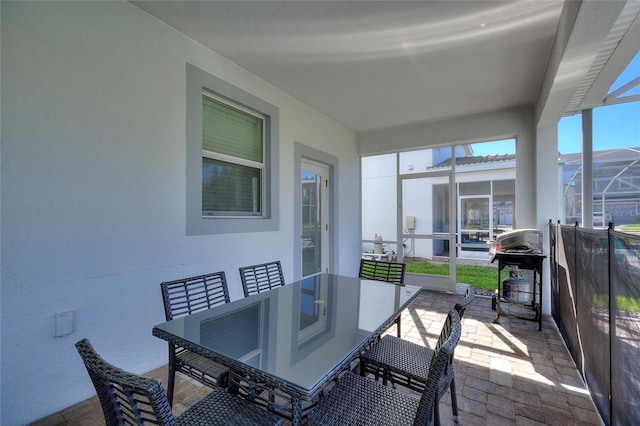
[549,221,640,426]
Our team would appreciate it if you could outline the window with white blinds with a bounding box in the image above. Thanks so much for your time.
[202,93,265,216]
[186,63,279,235]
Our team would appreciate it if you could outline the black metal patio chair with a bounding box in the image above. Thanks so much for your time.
[359,258,406,337]
[307,309,462,426]
[239,261,285,297]
[75,338,282,426]
[160,271,231,406]
[359,286,475,423]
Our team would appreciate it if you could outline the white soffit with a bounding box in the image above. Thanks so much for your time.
[567,0,640,113]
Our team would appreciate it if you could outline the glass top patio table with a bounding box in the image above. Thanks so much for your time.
[152,273,421,423]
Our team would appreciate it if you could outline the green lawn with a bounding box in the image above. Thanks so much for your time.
[593,294,640,311]
[619,224,640,233]
[405,261,508,292]
[404,261,640,311]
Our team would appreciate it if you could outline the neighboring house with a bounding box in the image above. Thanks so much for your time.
[561,148,640,227]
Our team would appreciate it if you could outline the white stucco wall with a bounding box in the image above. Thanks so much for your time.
[361,153,397,244]
[0,2,358,424]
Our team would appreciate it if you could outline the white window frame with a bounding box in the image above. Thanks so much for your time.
[201,91,266,218]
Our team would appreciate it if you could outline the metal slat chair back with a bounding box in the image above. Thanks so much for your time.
[359,258,406,336]
[239,261,285,297]
[159,271,231,405]
[161,272,230,320]
[359,259,406,285]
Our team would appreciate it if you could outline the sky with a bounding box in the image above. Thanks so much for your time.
[472,51,639,156]
[558,102,639,155]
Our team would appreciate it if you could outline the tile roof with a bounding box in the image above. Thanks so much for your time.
[431,153,516,168]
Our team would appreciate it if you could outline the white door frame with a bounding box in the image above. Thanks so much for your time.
[301,159,330,278]
[294,143,339,281]
[398,168,457,293]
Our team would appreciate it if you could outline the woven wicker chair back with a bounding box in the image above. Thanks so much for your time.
[160,272,230,321]
[358,259,406,284]
[239,261,285,297]
[414,310,462,426]
[75,338,176,426]
[454,286,475,318]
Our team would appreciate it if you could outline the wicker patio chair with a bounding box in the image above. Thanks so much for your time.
[360,286,475,423]
[75,338,282,426]
[308,310,461,426]
[239,261,285,297]
[359,258,406,337]
[160,271,231,406]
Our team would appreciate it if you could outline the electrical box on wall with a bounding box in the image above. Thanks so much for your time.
[54,311,74,337]
[406,216,415,230]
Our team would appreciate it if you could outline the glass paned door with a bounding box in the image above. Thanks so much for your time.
[458,196,492,258]
[301,161,329,278]
[400,172,456,292]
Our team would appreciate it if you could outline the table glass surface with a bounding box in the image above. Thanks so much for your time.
[153,274,421,393]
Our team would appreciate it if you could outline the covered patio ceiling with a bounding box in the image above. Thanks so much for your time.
[131,1,639,134]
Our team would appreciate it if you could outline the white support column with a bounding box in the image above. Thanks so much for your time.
[582,109,593,228]
[536,125,560,316]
